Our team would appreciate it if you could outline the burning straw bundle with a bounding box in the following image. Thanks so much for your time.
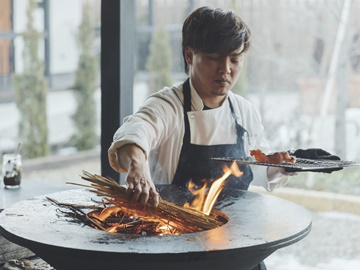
[66,171,224,233]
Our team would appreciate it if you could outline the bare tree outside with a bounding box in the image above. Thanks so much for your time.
[71,1,99,151]
[145,25,173,94]
[12,0,49,159]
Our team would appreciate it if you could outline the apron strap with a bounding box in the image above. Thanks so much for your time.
[227,95,250,145]
[182,79,191,145]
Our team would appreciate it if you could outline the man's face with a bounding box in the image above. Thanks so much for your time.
[185,45,245,105]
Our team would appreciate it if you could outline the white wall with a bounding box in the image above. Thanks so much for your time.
[13,0,45,72]
[50,0,82,74]
[13,0,82,75]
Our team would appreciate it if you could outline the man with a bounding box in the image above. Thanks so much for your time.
[108,6,290,208]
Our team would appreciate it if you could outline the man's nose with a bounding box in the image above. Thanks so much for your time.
[218,57,231,74]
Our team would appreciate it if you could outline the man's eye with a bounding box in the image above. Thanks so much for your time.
[231,56,243,63]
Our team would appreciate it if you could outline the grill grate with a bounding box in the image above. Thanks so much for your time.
[211,157,360,171]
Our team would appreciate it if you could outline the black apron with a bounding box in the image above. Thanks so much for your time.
[172,79,253,195]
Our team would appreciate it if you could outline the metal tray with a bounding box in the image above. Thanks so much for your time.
[211,157,360,171]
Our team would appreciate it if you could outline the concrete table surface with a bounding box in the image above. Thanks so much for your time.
[0,180,78,210]
[0,189,312,270]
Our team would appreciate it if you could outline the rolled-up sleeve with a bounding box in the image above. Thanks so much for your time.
[108,89,182,174]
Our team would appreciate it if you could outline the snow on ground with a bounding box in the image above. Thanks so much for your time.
[266,255,360,270]
[265,211,360,269]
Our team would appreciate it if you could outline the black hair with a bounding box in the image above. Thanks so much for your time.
[182,6,251,74]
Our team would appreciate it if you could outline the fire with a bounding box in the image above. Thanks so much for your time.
[184,161,243,215]
[88,205,181,235]
[84,162,241,235]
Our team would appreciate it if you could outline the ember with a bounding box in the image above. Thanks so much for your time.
[86,206,227,236]
[89,206,179,235]
[53,163,241,236]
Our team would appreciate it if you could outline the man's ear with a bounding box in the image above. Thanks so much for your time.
[185,46,193,65]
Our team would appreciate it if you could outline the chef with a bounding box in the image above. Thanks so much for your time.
[108,6,290,209]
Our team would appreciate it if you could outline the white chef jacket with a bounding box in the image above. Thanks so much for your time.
[108,81,288,191]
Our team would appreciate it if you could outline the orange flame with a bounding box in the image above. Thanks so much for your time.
[184,161,243,215]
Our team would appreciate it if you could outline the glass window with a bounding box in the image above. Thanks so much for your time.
[0,0,101,185]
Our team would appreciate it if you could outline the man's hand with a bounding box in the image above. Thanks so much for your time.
[117,144,160,207]
[125,161,159,207]
[285,148,343,173]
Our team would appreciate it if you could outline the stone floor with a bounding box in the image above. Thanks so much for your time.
[0,257,54,270]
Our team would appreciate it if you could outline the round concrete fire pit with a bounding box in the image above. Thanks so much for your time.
[0,188,311,270]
